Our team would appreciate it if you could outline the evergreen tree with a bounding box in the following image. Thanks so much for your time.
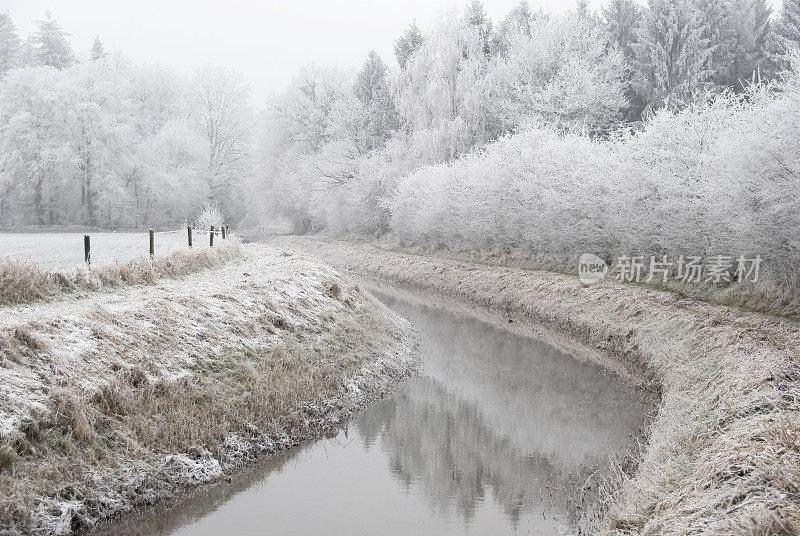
[693,0,733,89]
[603,0,642,60]
[725,0,773,88]
[493,1,534,54]
[19,36,34,67]
[770,0,800,61]
[0,13,21,78]
[33,11,75,69]
[632,0,714,110]
[90,35,106,61]
[354,51,398,150]
[394,22,424,69]
[464,0,493,56]
[603,0,645,120]
[576,0,592,19]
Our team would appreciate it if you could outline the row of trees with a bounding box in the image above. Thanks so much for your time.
[2,1,800,231]
[390,68,800,288]
[0,13,254,229]
[261,0,800,235]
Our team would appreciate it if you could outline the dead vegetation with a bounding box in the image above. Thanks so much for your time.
[266,235,800,536]
[0,245,416,535]
[369,239,800,323]
[0,240,243,307]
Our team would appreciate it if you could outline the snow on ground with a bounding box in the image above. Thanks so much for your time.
[0,231,213,270]
[0,243,417,535]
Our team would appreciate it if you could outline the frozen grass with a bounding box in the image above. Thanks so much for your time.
[0,232,197,271]
[0,239,242,307]
[266,235,800,536]
[0,244,416,535]
[363,239,800,323]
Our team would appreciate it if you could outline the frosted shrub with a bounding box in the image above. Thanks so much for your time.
[195,203,225,230]
[389,71,800,291]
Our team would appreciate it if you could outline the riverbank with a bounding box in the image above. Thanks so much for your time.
[0,244,417,535]
[263,235,800,536]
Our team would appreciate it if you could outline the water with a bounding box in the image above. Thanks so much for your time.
[106,282,647,536]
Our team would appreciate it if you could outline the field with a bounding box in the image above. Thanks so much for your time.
[0,231,211,270]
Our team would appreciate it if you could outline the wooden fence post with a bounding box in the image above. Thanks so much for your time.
[210,226,215,247]
[84,235,91,265]
[187,226,193,248]
[149,229,155,258]
[221,226,226,239]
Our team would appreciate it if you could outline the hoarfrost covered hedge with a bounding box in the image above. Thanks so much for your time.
[389,70,800,289]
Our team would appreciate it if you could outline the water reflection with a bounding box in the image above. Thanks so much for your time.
[102,283,646,536]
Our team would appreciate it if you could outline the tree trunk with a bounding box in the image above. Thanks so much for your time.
[85,182,96,227]
[33,178,46,225]
[81,145,97,228]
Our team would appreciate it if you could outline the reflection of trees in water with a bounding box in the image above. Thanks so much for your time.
[355,379,604,527]
[379,291,646,464]
[357,292,647,528]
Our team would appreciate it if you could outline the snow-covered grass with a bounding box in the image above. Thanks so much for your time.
[0,231,205,271]
[0,236,241,307]
[0,244,417,534]
[266,235,800,536]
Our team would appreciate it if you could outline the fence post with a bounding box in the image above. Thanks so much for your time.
[149,229,155,258]
[84,235,91,265]
[221,226,226,239]
[187,225,193,248]
[210,226,215,247]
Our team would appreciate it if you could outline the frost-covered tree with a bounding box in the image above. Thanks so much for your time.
[62,62,134,227]
[694,0,735,89]
[0,67,69,225]
[353,51,398,150]
[603,0,642,60]
[0,13,21,78]
[260,65,353,230]
[724,0,773,88]
[19,36,34,68]
[90,36,106,61]
[394,22,424,69]
[632,0,714,110]
[769,0,800,70]
[478,11,628,135]
[396,13,492,156]
[464,0,494,56]
[194,66,253,222]
[33,12,75,69]
[493,1,535,53]
[603,0,645,119]
[773,0,800,50]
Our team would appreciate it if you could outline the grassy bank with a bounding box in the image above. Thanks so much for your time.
[0,244,416,535]
[0,240,243,307]
[265,235,800,536]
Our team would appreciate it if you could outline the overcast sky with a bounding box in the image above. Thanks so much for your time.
[2,0,784,104]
